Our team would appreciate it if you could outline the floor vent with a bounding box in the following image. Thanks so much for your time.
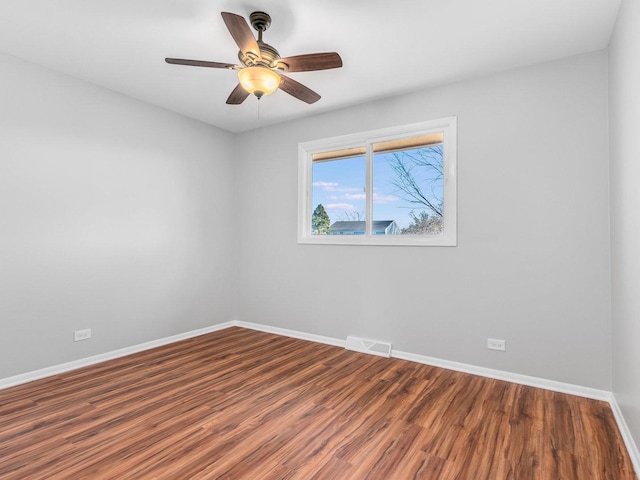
[345,336,392,358]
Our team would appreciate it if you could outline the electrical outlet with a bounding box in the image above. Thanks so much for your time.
[74,329,92,342]
[487,338,506,351]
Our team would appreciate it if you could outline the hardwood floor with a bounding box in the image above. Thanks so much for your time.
[0,327,636,479]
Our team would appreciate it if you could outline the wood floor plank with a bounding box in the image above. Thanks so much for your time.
[0,327,635,479]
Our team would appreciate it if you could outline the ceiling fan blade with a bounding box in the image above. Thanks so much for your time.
[226,83,250,105]
[165,58,238,69]
[277,52,343,72]
[279,75,321,104]
[221,12,260,58]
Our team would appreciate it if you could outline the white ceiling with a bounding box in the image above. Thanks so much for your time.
[0,0,621,133]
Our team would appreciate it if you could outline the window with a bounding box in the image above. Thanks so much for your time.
[298,117,457,246]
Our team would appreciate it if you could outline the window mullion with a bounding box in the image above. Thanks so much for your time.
[366,143,373,237]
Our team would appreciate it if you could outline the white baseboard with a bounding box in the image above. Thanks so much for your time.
[610,394,640,476]
[0,321,235,390]
[236,321,611,401]
[392,350,612,401]
[235,321,346,348]
[1,319,609,401]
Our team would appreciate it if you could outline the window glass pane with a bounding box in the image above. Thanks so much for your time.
[311,155,366,235]
[372,138,444,235]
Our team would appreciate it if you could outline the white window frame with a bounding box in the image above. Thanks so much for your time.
[298,117,457,246]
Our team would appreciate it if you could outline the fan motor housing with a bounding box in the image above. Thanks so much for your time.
[238,11,281,68]
[238,41,280,68]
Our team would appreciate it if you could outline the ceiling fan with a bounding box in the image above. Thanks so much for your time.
[165,11,343,105]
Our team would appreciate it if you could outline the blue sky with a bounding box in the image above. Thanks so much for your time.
[312,147,443,230]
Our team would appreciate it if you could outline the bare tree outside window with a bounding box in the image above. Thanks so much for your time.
[338,210,365,222]
[383,144,444,234]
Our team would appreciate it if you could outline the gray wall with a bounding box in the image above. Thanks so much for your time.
[235,51,612,390]
[0,49,615,392]
[0,53,236,378]
[609,0,640,451]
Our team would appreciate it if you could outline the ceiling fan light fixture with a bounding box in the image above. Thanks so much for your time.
[238,66,281,99]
